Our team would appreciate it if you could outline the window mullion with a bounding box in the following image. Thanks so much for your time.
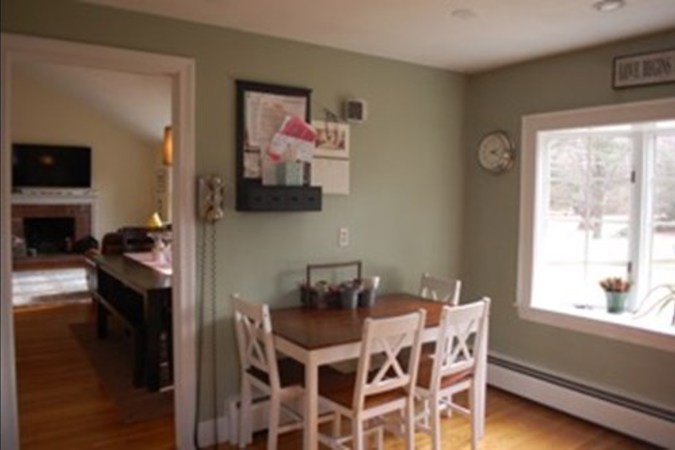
[631,130,654,311]
[532,133,549,307]
[583,136,592,287]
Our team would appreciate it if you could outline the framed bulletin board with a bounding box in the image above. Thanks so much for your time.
[235,80,321,211]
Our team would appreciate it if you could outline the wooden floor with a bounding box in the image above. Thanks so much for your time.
[14,302,175,449]
[14,303,657,449]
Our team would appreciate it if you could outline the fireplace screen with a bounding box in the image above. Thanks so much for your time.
[24,217,75,254]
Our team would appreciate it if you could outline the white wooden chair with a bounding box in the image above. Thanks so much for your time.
[232,294,305,450]
[419,272,462,305]
[414,297,490,450]
[318,309,427,450]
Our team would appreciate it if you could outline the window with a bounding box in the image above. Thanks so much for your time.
[518,98,675,352]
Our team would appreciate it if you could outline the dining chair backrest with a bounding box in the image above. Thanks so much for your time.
[232,294,280,391]
[353,309,427,411]
[419,273,461,305]
[430,298,490,393]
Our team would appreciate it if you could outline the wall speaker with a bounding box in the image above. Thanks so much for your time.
[343,99,367,123]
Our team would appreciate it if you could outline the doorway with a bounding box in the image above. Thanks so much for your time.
[1,33,196,449]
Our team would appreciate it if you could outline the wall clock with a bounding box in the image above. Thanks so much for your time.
[477,130,516,174]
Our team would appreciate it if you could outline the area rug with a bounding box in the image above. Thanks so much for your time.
[69,322,174,423]
[13,268,90,308]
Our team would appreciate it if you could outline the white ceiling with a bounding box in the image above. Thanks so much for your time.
[83,0,675,73]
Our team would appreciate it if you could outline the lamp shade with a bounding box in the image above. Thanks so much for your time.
[162,126,173,166]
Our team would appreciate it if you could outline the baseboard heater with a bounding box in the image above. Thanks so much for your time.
[487,354,675,448]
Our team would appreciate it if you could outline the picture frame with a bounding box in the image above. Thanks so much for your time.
[312,119,350,159]
[612,48,675,89]
[235,80,312,182]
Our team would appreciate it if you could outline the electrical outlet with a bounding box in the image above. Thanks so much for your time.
[338,227,349,247]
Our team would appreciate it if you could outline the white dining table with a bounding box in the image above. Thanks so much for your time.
[271,293,487,450]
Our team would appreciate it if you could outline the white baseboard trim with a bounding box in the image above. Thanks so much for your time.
[487,358,675,448]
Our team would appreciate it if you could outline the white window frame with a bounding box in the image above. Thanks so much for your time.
[518,97,675,353]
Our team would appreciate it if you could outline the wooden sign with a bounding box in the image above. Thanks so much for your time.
[613,49,675,89]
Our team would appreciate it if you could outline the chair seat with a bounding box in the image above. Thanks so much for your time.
[415,354,473,390]
[319,368,409,410]
[247,357,305,388]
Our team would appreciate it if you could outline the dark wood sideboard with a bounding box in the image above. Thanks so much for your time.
[90,253,172,391]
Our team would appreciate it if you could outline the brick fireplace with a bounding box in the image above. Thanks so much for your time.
[11,196,95,269]
[12,203,92,250]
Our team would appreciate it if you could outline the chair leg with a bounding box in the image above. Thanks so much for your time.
[267,395,280,450]
[376,425,384,450]
[422,397,430,428]
[353,418,365,450]
[444,393,454,418]
[470,384,480,450]
[405,399,415,450]
[239,377,252,448]
[332,412,341,437]
[430,396,441,450]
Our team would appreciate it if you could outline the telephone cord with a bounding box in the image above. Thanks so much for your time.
[208,222,219,447]
[193,220,219,448]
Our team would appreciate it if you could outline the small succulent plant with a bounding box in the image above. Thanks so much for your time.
[599,277,631,293]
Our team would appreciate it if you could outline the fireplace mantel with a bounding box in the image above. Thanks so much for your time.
[11,189,98,205]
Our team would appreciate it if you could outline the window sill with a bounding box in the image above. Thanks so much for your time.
[517,304,675,353]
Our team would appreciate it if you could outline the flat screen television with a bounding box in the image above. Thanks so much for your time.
[12,143,92,189]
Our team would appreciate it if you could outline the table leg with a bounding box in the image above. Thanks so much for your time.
[133,329,146,388]
[145,293,162,392]
[303,355,319,450]
[95,296,108,339]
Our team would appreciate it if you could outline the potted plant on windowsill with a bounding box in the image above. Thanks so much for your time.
[599,277,631,314]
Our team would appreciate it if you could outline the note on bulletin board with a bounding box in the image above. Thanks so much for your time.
[311,120,350,195]
[312,158,349,195]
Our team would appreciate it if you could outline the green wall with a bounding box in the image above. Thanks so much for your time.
[462,29,675,409]
[2,0,466,416]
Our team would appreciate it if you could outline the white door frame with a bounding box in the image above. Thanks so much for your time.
[0,33,197,450]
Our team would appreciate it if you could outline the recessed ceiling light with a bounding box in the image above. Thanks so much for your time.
[450,8,477,19]
[593,0,626,12]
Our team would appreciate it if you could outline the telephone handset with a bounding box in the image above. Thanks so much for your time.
[197,175,225,222]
